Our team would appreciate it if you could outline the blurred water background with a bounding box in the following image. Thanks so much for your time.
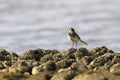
[0,0,120,54]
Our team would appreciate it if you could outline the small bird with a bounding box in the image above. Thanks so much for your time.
[67,28,88,49]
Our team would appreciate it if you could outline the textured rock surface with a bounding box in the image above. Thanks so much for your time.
[0,46,120,80]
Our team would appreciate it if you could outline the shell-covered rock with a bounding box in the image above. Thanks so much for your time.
[74,48,90,61]
[19,49,44,61]
[19,49,59,61]
[111,53,120,64]
[0,46,120,80]
[56,59,75,69]
[43,60,56,71]
[0,49,11,61]
[89,53,114,68]
[89,46,114,57]
[40,53,53,63]
[80,56,94,65]
[9,60,32,74]
[61,48,76,59]
[10,52,19,63]
[53,53,63,62]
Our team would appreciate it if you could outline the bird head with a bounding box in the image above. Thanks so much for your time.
[67,28,75,34]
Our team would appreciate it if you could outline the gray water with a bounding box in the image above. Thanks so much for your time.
[0,0,120,54]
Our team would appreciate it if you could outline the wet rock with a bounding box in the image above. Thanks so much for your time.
[74,48,90,61]
[51,69,75,80]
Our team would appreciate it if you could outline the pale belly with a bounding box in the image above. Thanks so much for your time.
[68,35,79,42]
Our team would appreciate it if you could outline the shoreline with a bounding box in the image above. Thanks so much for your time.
[0,46,120,80]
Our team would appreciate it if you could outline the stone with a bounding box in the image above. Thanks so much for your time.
[73,73,108,80]
[51,70,75,80]
[71,62,88,73]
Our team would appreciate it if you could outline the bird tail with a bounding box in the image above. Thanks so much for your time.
[79,40,88,45]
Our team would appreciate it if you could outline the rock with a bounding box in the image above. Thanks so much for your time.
[2,60,11,68]
[32,61,40,67]
[74,48,90,61]
[19,49,59,61]
[19,49,44,61]
[9,60,32,74]
[51,69,75,80]
[41,49,59,55]
[10,52,19,63]
[80,56,94,65]
[40,53,53,63]
[53,53,63,62]
[43,60,56,71]
[89,46,114,57]
[32,66,41,75]
[0,49,11,61]
[0,63,4,69]
[73,73,108,80]
[71,62,88,73]
[56,59,75,69]
[61,48,76,59]
[58,67,71,73]
[0,68,9,72]
[110,63,120,73]
[89,53,114,68]
[111,53,120,64]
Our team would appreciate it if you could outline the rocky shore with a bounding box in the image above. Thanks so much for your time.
[0,46,120,80]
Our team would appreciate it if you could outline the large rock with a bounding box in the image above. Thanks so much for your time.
[89,53,114,68]
[74,48,90,61]
[89,46,114,57]
[71,62,88,73]
[73,73,108,80]
[51,69,75,80]
[9,60,32,74]
[19,49,59,61]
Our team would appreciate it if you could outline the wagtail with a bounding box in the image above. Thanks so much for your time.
[67,28,88,49]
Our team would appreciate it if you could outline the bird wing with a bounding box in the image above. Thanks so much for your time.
[74,33,88,45]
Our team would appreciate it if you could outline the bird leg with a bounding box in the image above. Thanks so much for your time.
[76,42,77,49]
[72,43,74,48]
